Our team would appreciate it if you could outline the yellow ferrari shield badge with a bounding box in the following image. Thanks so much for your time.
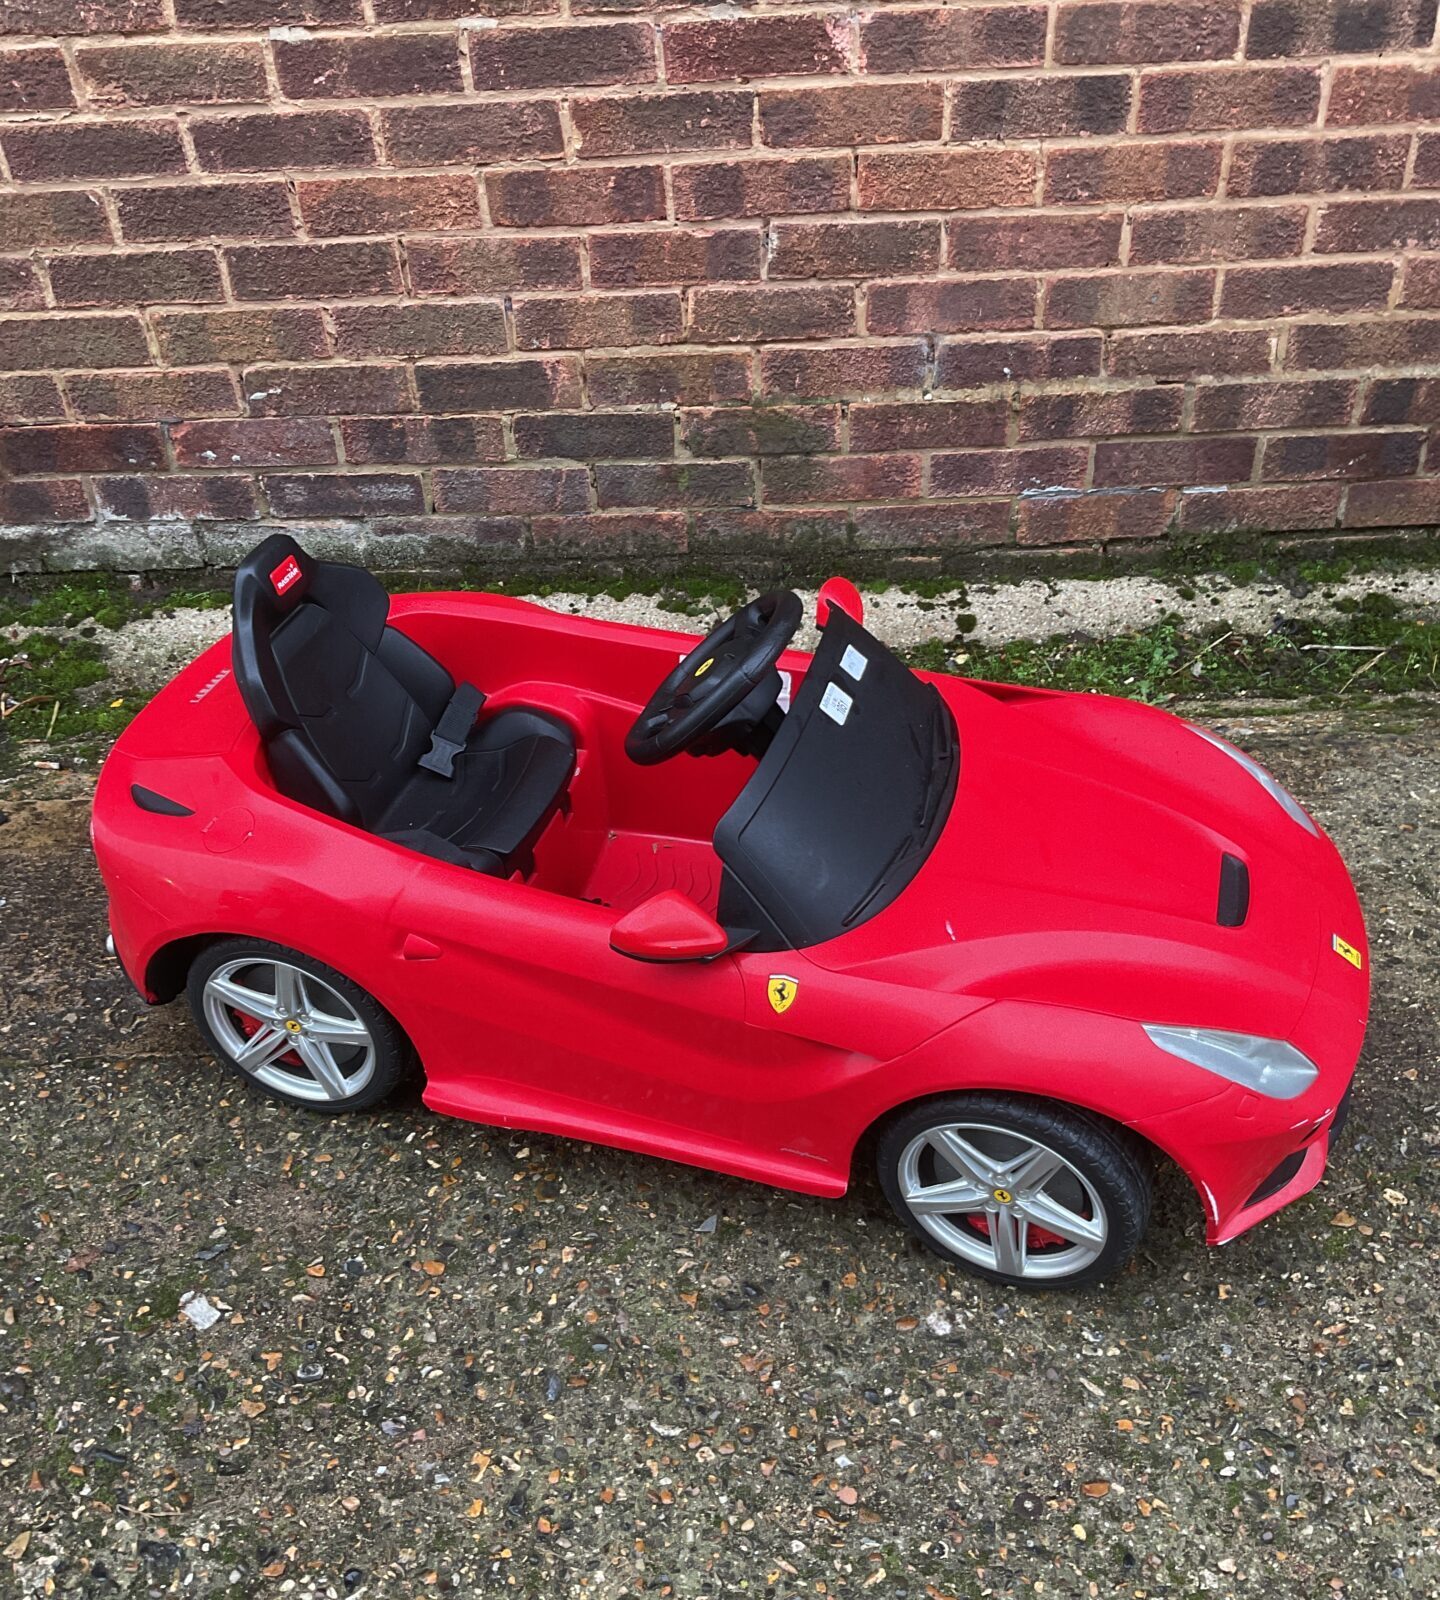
[1332,934,1363,970]
[767,975,799,1014]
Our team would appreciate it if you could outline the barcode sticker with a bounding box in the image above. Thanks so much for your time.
[840,643,868,681]
[820,682,853,726]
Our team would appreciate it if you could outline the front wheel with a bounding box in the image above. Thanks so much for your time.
[876,1093,1152,1289]
[187,938,414,1113]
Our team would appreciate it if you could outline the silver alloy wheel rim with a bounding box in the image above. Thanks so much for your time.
[202,956,376,1104]
[897,1120,1109,1282]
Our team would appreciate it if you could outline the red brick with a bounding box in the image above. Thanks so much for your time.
[76,42,265,106]
[0,47,75,112]
[1017,386,1185,441]
[332,302,507,359]
[1046,269,1216,329]
[1326,64,1440,126]
[1045,141,1222,204]
[515,292,683,351]
[1175,482,1340,533]
[1261,432,1424,482]
[1414,133,1440,189]
[1284,318,1440,370]
[681,405,838,458]
[0,260,44,312]
[532,511,687,552]
[0,190,109,252]
[433,465,589,515]
[769,221,941,281]
[1128,204,1306,264]
[760,341,926,399]
[0,376,66,423]
[67,369,240,421]
[866,278,1037,336]
[948,212,1122,272]
[415,358,581,414]
[273,34,461,99]
[849,400,1008,452]
[1248,0,1435,59]
[225,241,401,301]
[172,418,337,468]
[1193,379,1357,432]
[585,351,751,406]
[470,22,654,90]
[0,423,165,474]
[664,15,849,83]
[155,309,330,365]
[377,0,557,16]
[245,364,414,418]
[759,83,943,149]
[97,474,259,521]
[1109,326,1270,378]
[1228,134,1410,197]
[486,165,665,228]
[1017,488,1174,545]
[2,119,184,182]
[1136,65,1319,133]
[517,411,674,459]
[0,478,90,522]
[590,227,762,288]
[408,236,582,296]
[379,102,561,168]
[595,460,754,508]
[852,501,1012,547]
[1314,200,1440,256]
[691,285,855,343]
[764,453,922,503]
[193,111,376,173]
[672,157,851,222]
[116,182,293,243]
[857,151,1035,213]
[949,73,1131,139]
[859,7,1047,72]
[298,175,480,238]
[690,508,850,547]
[0,314,150,372]
[1221,261,1394,320]
[1343,478,1440,528]
[937,333,1105,386]
[174,0,360,24]
[1094,436,1256,487]
[1400,260,1440,310]
[49,249,223,308]
[1362,377,1440,425]
[4,0,163,29]
[934,445,1090,496]
[1054,1,1241,64]
[266,472,425,518]
[342,416,506,465]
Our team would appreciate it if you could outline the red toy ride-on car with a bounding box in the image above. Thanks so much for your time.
[92,537,1370,1290]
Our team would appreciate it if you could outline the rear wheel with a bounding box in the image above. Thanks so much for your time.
[876,1093,1152,1289]
[186,938,413,1113]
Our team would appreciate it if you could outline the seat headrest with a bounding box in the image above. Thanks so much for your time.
[233,533,316,620]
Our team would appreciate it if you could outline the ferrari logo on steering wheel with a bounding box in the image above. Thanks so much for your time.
[694,656,715,677]
[767,975,799,1014]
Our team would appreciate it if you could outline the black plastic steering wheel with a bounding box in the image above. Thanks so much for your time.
[625,590,803,766]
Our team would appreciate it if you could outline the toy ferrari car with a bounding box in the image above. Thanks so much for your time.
[92,536,1369,1289]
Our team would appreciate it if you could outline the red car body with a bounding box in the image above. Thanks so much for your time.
[92,590,1369,1248]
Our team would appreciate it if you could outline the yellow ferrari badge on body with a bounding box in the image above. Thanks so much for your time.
[1332,934,1363,970]
[767,975,799,1014]
[694,656,715,677]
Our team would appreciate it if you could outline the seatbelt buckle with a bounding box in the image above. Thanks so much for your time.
[418,731,467,779]
[418,682,485,779]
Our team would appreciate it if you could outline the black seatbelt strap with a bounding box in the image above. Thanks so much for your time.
[418,683,485,778]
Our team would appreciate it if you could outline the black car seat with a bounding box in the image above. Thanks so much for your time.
[231,534,574,875]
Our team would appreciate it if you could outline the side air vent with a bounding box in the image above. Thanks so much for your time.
[131,784,194,817]
[1217,852,1250,928]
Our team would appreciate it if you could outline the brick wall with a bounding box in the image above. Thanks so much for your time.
[2,0,1439,572]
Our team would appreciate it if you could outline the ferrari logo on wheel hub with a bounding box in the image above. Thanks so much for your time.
[992,1187,1013,1205]
[284,1017,304,1033]
[767,976,799,1014]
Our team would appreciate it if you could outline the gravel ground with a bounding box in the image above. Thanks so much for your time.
[2,705,1438,1599]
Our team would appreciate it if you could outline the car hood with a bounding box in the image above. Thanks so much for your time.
[808,682,1338,1040]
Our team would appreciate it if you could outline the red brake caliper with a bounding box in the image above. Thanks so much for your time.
[971,1214,1067,1250]
[232,1009,303,1067]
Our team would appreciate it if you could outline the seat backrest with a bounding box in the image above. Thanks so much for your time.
[232,535,454,827]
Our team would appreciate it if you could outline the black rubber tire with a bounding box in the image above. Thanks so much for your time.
[875,1092,1153,1290]
[186,937,415,1115]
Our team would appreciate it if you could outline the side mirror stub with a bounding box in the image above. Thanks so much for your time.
[610,890,730,962]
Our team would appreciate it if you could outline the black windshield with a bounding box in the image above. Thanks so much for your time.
[714,609,958,951]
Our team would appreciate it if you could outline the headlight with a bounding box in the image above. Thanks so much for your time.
[1143,1025,1319,1100]
[1191,727,1318,836]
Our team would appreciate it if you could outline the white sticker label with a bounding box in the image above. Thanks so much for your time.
[819,682,853,726]
[776,669,792,713]
[840,644,868,682]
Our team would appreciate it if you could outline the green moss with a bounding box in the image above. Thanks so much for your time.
[1,634,132,742]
